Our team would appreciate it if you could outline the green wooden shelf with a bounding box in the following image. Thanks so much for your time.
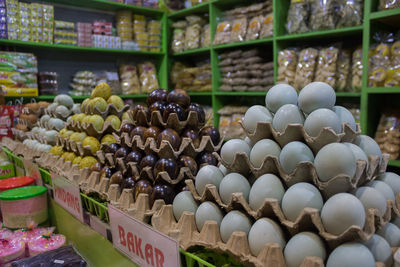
[172,47,211,56]
[0,39,164,56]
[213,38,273,51]
[276,25,363,41]
[370,8,400,20]
[388,160,400,168]
[188,92,213,96]
[365,87,400,94]
[168,1,212,19]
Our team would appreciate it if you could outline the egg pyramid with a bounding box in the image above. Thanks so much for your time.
[153,82,400,267]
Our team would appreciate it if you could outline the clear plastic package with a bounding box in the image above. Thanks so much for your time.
[314,46,339,88]
[260,13,273,38]
[351,47,363,91]
[286,0,310,34]
[277,49,298,85]
[213,20,231,45]
[336,0,363,28]
[336,49,351,91]
[230,17,247,43]
[138,61,159,93]
[309,0,336,31]
[294,47,319,90]
[245,16,262,41]
[379,0,400,10]
[171,28,185,53]
[201,24,210,47]
[184,23,201,50]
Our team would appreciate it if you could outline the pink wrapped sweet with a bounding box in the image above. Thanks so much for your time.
[28,234,66,257]
[0,238,25,265]
[13,227,55,257]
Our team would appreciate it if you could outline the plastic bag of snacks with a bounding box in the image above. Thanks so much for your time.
[201,24,211,48]
[120,64,140,94]
[171,20,186,53]
[185,24,201,50]
[314,45,339,88]
[336,49,351,91]
[138,61,159,93]
[230,17,248,43]
[351,47,363,91]
[379,0,400,10]
[294,47,319,90]
[375,111,400,160]
[245,16,263,41]
[369,43,392,87]
[260,13,273,39]
[213,20,232,45]
[286,0,310,34]
[277,49,298,85]
[336,0,363,28]
[309,0,336,31]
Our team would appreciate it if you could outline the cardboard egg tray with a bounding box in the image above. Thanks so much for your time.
[11,128,28,141]
[81,103,129,119]
[22,104,48,117]
[17,117,38,130]
[113,132,223,159]
[242,122,361,154]
[151,206,391,267]
[129,110,206,132]
[216,152,389,198]
[45,107,73,120]
[56,136,98,157]
[66,120,119,138]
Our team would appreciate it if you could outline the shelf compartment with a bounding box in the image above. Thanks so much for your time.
[172,47,211,56]
[213,38,273,51]
[370,8,400,20]
[168,1,211,19]
[276,26,363,41]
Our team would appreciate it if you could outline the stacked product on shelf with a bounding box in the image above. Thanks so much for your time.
[171,15,209,53]
[369,32,400,88]
[219,48,274,92]
[53,20,77,46]
[119,61,160,94]
[0,0,7,39]
[70,71,96,96]
[375,110,400,160]
[77,22,92,47]
[286,0,363,34]
[170,60,212,92]
[218,105,248,140]
[278,45,363,92]
[0,51,38,96]
[38,72,58,95]
[153,81,399,267]
[213,1,273,46]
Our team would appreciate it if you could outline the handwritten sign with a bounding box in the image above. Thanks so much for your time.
[51,173,84,223]
[23,159,42,186]
[108,205,180,267]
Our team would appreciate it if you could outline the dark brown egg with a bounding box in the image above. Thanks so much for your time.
[167,89,191,108]
[100,167,116,179]
[154,158,178,180]
[121,176,136,190]
[157,128,181,150]
[130,126,147,140]
[140,154,158,169]
[187,103,205,123]
[90,162,103,172]
[120,123,134,134]
[132,104,149,126]
[150,184,175,206]
[182,128,200,147]
[115,147,129,159]
[149,101,167,116]
[134,179,153,200]
[163,103,187,122]
[178,155,198,176]
[199,126,220,146]
[105,143,119,154]
[110,172,124,185]
[125,150,143,164]
[148,89,168,106]
[143,126,161,142]
[196,151,218,166]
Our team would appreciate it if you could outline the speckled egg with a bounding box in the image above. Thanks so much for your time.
[366,180,395,202]
[195,165,224,195]
[272,104,305,133]
[326,242,375,267]
[284,232,326,267]
[249,174,285,210]
[219,173,251,204]
[362,234,393,266]
[354,135,382,162]
[195,201,224,232]
[265,84,298,113]
[378,172,400,194]
[243,105,273,133]
[352,186,387,216]
[298,82,336,114]
[219,210,252,243]
[279,141,314,174]
[333,106,357,131]
[248,218,286,256]
[173,191,198,221]
[304,108,341,137]
[221,139,251,165]
[250,139,281,168]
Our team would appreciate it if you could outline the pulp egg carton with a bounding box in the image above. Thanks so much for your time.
[11,128,28,142]
[129,110,206,132]
[186,180,400,242]
[1,137,18,152]
[45,107,72,120]
[115,158,195,185]
[17,117,37,130]
[216,152,389,198]
[56,136,97,157]
[115,132,223,159]
[22,105,47,117]
[81,103,129,119]
[151,206,390,267]
[80,171,166,223]
[66,120,119,138]
[242,121,361,154]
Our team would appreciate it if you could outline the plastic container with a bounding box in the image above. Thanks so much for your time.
[0,176,35,193]
[0,186,47,229]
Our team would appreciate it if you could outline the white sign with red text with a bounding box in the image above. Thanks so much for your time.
[51,173,84,223]
[108,205,180,267]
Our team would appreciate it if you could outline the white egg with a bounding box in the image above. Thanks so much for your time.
[220,210,252,243]
[354,135,382,162]
[244,137,253,147]
[314,143,356,182]
[366,180,395,202]
[248,218,286,256]
[321,193,365,235]
[344,142,369,169]
[71,103,81,114]
[195,166,224,195]
[38,127,46,136]
[40,114,51,125]
[47,102,59,113]
[326,242,375,267]
[45,130,58,144]
[54,94,74,109]
[304,108,341,137]
[219,164,229,176]
[298,82,336,114]
[250,139,281,168]
[55,105,70,118]
[31,127,39,134]
[220,139,251,165]
[195,201,223,232]
[332,106,357,131]
[376,222,400,247]
[272,104,305,133]
[265,84,298,113]
[284,232,326,267]
[243,105,273,133]
[352,186,387,216]
[173,191,198,221]
[282,182,323,221]
[249,174,285,210]
[279,141,314,174]
[48,118,65,131]
[219,173,251,204]
[362,234,393,266]
[378,172,400,195]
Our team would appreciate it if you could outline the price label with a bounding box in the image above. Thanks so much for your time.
[23,159,42,186]
[51,173,84,223]
[108,205,180,267]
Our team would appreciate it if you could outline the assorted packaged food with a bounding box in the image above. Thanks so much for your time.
[278,45,363,92]
[171,15,208,53]
[219,48,274,92]
[375,110,400,160]
[54,20,77,46]
[286,0,363,34]
[70,71,96,96]
[171,60,211,92]
[218,105,248,140]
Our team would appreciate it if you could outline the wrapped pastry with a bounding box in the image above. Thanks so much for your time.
[294,47,319,90]
[213,20,231,45]
[277,49,298,85]
[314,46,339,88]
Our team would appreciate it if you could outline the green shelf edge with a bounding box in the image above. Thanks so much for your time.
[172,47,211,56]
[213,38,274,50]
[168,1,213,18]
[389,160,400,168]
[276,25,364,41]
[365,87,400,94]
[370,8,400,20]
[0,39,164,56]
